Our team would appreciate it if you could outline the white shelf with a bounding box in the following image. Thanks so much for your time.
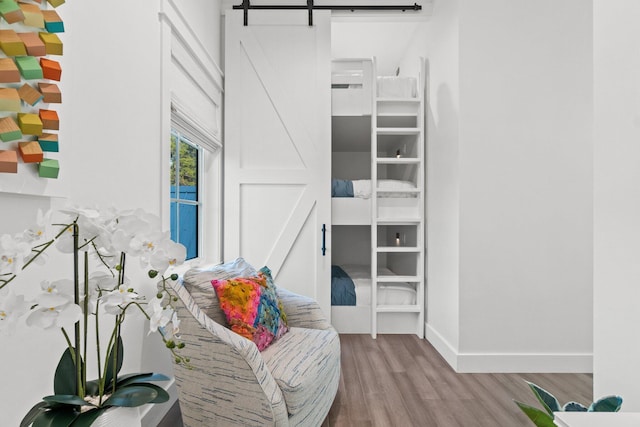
[376,127,420,135]
[376,305,422,313]
[554,413,640,427]
[375,157,420,165]
[376,275,420,283]
[376,217,421,224]
[376,97,421,103]
[376,246,420,253]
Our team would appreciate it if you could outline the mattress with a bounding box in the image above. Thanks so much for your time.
[340,264,417,306]
[332,179,416,199]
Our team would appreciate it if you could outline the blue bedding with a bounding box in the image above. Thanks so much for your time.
[331,265,356,306]
[331,179,354,197]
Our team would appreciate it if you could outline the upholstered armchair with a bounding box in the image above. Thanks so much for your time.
[168,258,341,426]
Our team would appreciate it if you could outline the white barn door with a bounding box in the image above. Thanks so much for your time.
[224,10,331,317]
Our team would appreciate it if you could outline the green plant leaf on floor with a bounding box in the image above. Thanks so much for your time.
[563,401,588,412]
[514,401,557,427]
[588,395,623,412]
[526,381,561,416]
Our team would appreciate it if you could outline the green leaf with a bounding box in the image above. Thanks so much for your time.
[116,372,170,387]
[102,385,158,408]
[514,401,557,427]
[69,408,108,427]
[588,395,623,412]
[563,401,588,412]
[20,401,51,427]
[54,348,82,396]
[125,383,170,404]
[103,335,124,391]
[43,395,94,407]
[526,381,561,415]
[32,407,78,427]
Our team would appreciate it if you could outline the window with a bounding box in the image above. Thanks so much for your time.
[170,129,201,260]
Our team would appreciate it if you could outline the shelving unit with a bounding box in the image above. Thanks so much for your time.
[371,58,425,338]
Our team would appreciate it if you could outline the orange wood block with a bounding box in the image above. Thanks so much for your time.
[0,150,18,173]
[18,83,43,106]
[17,32,46,56]
[38,83,60,103]
[40,58,61,81]
[39,109,59,130]
[0,29,26,56]
[18,140,43,163]
[0,58,20,83]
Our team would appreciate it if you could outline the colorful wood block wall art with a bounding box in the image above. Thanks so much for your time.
[0,87,21,111]
[39,108,58,130]
[0,1,25,25]
[0,29,26,56]
[18,113,43,135]
[40,58,60,80]
[38,133,58,152]
[19,4,45,28]
[15,56,43,79]
[0,57,20,82]
[42,10,63,33]
[0,1,65,184]
[18,140,43,163]
[38,82,59,103]
[18,83,43,106]
[38,32,62,55]
[18,32,46,56]
[38,158,58,178]
[0,116,21,142]
[0,149,18,173]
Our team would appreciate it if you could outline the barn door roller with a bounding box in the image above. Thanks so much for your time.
[233,0,422,26]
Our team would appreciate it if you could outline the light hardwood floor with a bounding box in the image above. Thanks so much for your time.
[159,334,593,427]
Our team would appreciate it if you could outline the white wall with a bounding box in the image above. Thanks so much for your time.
[0,2,221,425]
[400,0,593,372]
[593,0,640,410]
[456,0,593,371]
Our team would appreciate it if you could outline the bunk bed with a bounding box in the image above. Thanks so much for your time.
[330,57,425,337]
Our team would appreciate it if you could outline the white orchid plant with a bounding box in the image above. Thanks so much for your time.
[0,206,188,426]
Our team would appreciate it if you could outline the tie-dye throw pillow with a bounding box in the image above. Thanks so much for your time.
[211,266,288,351]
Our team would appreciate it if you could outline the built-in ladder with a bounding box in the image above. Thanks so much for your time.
[370,58,426,339]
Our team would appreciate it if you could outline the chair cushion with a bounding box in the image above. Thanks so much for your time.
[181,258,257,326]
[212,267,289,351]
[261,326,340,416]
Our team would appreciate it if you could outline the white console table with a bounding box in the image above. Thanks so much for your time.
[555,412,640,426]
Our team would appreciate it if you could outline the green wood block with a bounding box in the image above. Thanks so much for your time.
[0,116,21,142]
[38,133,58,152]
[0,0,24,24]
[45,21,64,33]
[15,56,43,80]
[38,158,59,179]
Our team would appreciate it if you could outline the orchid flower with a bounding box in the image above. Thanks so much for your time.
[0,234,31,274]
[149,238,187,273]
[26,281,82,330]
[0,289,30,335]
[100,284,140,315]
[147,296,173,334]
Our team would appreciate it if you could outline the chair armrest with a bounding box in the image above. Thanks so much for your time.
[277,287,333,331]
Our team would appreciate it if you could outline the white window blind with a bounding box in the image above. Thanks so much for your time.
[171,97,221,153]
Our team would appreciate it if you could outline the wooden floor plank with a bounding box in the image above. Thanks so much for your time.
[159,334,593,427]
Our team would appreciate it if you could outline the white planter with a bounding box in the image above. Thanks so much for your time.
[92,407,141,427]
[554,412,640,427]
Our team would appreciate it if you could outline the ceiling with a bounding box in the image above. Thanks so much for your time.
[331,20,425,76]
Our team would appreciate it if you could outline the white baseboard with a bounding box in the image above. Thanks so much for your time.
[425,323,593,373]
[140,379,178,427]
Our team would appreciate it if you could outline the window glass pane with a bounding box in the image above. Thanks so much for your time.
[170,134,177,188]
[179,139,198,202]
[177,203,198,260]
[170,201,178,243]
